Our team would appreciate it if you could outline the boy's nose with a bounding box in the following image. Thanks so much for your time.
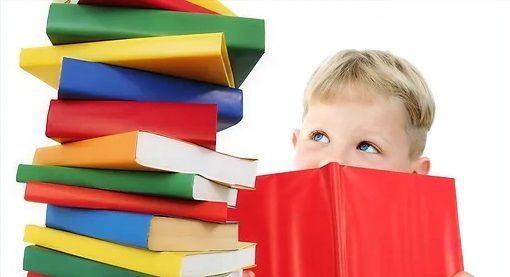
[319,156,348,168]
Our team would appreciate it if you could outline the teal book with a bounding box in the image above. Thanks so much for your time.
[16,164,237,206]
[46,3,265,88]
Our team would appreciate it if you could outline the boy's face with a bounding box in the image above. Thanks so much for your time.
[292,89,430,174]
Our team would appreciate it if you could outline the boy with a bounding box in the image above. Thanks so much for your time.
[245,50,472,277]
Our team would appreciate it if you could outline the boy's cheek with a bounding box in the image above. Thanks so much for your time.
[293,145,323,170]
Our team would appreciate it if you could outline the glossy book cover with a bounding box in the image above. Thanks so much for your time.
[228,163,464,277]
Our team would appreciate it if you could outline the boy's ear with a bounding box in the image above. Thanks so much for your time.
[411,156,431,175]
[292,129,300,148]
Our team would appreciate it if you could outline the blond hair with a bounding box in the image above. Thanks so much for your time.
[304,50,435,158]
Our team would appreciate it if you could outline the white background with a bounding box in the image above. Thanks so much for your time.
[1,0,509,276]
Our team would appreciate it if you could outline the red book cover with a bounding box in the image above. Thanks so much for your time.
[45,100,217,150]
[78,0,218,14]
[27,273,48,277]
[228,163,464,277]
[25,182,227,223]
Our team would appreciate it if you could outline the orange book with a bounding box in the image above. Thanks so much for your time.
[33,131,257,188]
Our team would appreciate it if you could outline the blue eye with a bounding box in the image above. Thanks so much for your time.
[311,131,330,143]
[357,141,380,154]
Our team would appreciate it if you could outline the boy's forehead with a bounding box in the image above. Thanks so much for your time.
[307,81,385,102]
[304,94,409,131]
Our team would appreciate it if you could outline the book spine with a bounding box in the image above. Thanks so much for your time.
[23,225,182,276]
[16,164,196,199]
[45,99,218,148]
[25,182,228,223]
[20,33,234,89]
[23,246,152,277]
[46,205,151,249]
[328,164,346,277]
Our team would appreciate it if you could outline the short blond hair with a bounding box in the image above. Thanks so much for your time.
[304,50,435,158]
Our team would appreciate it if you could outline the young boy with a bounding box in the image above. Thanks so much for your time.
[245,50,472,277]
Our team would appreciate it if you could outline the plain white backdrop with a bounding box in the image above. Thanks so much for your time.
[1,0,509,276]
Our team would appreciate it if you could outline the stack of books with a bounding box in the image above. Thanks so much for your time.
[17,0,265,276]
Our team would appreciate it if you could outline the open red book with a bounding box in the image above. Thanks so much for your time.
[228,163,463,277]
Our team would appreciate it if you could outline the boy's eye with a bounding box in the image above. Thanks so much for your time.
[310,131,330,144]
[357,141,380,154]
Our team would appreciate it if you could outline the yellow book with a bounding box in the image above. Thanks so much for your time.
[24,225,255,277]
[19,33,235,88]
[187,0,236,16]
[33,131,257,188]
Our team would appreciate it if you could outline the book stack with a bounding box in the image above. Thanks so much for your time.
[17,0,264,276]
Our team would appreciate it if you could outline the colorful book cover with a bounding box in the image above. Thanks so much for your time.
[20,33,234,88]
[228,163,464,277]
[46,99,217,149]
[17,164,238,206]
[58,58,242,131]
[46,3,264,87]
[24,225,256,277]
[25,182,228,223]
[46,205,239,251]
[32,131,257,188]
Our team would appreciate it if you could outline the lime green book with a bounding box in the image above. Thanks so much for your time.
[16,164,237,206]
[46,3,265,88]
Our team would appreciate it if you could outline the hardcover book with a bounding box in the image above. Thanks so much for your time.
[46,3,264,87]
[58,58,243,131]
[46,99,217,149]
[24,246,243,277]
[24,246,151,277]
[46,205,239,251]
[228,163,464,277]
[25,182,228,223]
[20,33,234,88]
[32,131,257,188]
[24,225,255,277]
[17,164,238,206]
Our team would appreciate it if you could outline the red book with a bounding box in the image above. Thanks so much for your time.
[46,100,217,150]
[26,182,227,223]
[27,273,48,277]
[78,0,218,14]
[228,163,464,277]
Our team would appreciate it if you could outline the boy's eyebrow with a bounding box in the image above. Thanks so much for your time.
[359,129,392,146]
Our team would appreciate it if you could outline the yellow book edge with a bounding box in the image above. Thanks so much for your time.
[187,0,236,16]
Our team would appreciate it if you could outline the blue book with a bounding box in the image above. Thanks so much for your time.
[46,205,239,251]
[57,58,243,131]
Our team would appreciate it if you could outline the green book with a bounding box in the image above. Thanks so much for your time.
[46,3,265,88]
[24,245,152,277]
[24,246,240,277]
[16,164,237,206]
